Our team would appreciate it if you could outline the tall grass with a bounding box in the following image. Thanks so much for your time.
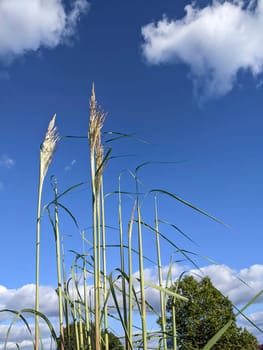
[35,115,60,350]
[1,86,262,350]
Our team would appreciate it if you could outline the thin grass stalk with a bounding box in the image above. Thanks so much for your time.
[118,174,129,349]
[82,231,91,349]
[88,84,105,350]
[172,300,177,350]
[61,236,71,348]
[154,196,167,350]
[89,87,100,350]
[95,144,104,323]
[35,115,59,350]
[96,186,102,322]
[77,302,84,350]
[95,143,105,348]
[101,181,109,350]
[135,178,147,349]
[35,175,43,350]
[53,182,64,350]
[91,172,99,350]
[70,259,82,350]
[128,204,136,349]
[72,299,80,350]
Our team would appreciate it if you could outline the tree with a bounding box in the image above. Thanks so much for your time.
[160,275,258,350]
[60,322,124,350]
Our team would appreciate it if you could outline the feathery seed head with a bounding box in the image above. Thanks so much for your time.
[88,84,106,151]
[40,114,60,182]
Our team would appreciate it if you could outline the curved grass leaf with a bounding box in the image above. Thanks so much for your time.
[47,182,87,203]
[135,161,185,173]
[95,147,112,177]
[150,189,228,226]
[142,280,188,302]
[1,308,58,349]
[138,220,201,271]
[104,131,149,144]
[158,218,198,246]
[108,271,133,348]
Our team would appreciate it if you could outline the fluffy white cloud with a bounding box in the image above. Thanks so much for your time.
[0,285,58,348]
[0,0,89,62]
[0,322,57,349]
[1,263,263,346]
[138,263,263,311]
[0,284,58,322]
[190,264,263,306]
[141,0,263,100]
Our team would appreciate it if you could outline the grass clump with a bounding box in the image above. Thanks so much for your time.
[1,85,262,350]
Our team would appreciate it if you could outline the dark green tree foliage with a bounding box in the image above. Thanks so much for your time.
[162,275,258,350]
[60,322,124,350]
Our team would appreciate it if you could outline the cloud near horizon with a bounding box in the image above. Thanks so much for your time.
[0,0,89,62]
[1,262,263,347]
[141,0,263,101]
[1,264,263,314]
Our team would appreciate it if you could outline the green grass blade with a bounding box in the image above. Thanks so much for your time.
[150,189,227,226]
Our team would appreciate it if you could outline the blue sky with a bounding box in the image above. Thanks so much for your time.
[1,0,263,347]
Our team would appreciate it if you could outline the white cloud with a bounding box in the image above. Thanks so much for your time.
[0,154,14,169]
[0,266,261,313]
[1,263,263,346]
[190,264,263,306]
[0,285,59,348]
[0,284,58,322]
[238,310,263,343]
[0,322,57,349]
[0,0,89,62]
[141,0,263,100]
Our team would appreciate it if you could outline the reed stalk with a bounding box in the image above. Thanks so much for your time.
[88,84,106,350]
[82,231,91,349]
[35,115,59,350]
[101,181,109,350]
[53,180,64,350]
[77,302,84,350]
[118,174,129,349]
[135,178,147,349]
[154,195,167,350]
[128,203,136,349]
[172,300,177,350]
[72,298,80,350]
[62,235,71,349]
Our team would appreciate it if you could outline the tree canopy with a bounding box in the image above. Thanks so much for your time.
[61,322,124,350]
[160,275,258,350]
